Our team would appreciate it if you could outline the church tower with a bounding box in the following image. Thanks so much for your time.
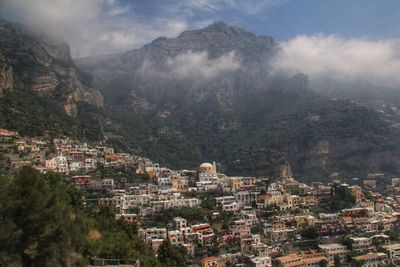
[213,161,217,173]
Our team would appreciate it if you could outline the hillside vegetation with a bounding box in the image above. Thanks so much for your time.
[0,167,160,267]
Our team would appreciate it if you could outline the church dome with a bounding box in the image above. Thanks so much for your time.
[199,163,213,168]
[198,162,216,173]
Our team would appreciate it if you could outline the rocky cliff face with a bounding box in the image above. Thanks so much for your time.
[0,20,103,116]
[0,53,13,93]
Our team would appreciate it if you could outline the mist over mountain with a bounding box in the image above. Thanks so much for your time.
[76,21,400,178]
[272,35,400,105]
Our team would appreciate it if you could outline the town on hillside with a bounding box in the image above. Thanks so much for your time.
[2,128,400,267]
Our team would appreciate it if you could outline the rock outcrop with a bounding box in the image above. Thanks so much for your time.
[0,20,103,116]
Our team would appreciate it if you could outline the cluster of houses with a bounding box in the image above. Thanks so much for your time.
[0,130,158,175]
[99,190,201,216]
[0,129,50,170]
[5,129,400,266]
[127,164,400,266]
[138,215,273,267]
[153,162,259,193]
[44,138,150,174]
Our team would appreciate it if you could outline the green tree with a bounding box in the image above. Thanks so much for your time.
[320,259,328,267]
[0,176,22,266]
[157,240,186,267]
[0,167,160,267]
[330,183,356,212]
[301,225,319,240]
[201,195,216,210]
[1,167,83,266]
[207,239,220,256]
[334,255,342,267]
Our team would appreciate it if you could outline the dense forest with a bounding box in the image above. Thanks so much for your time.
[0,90,104,141]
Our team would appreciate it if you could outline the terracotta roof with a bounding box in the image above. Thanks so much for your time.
[302,256,327,263]
[201,256,217,264]
[354,253,386,261]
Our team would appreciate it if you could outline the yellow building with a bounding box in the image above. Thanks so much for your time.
[295,215,316,229]
[229,177,242,192]
[172,176,188,192]
[287,195,301,209]
[272,218,286,230]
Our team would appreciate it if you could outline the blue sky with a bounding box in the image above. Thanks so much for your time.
[1,0,400,59]
[121,0,400,41]
[241,0,400,41]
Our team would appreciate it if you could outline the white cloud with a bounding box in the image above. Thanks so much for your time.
[273,35,400,88]
[143,51,241,79]
[108,5,130,17]
[94,18,187,56]
[0,0,187,58]
[167,51,240,79]
[184,0,287,14]
[185,0,219,11]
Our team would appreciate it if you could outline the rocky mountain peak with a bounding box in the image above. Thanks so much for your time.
[126,21,276,66]
[200,20,255,37]
[205,20,230,29]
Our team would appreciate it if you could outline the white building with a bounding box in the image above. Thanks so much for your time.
[198,172,218,183]
[139,228,167,244]
[174,217,187,229]
[168,230,184,246]
[56,156,68,173]
[234,191,260,205]
[350,237,373,253]
[69,161,82,172]
[222,202,241,213]
[382,243,400,260]
[102,179,114,189]
[249,256,272,267]
[158,177,172,187]
[318,243,350,266]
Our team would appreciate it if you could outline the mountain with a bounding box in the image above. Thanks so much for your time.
[76,21,400,178]
[0,19,399,178]
[0,20,104,140]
